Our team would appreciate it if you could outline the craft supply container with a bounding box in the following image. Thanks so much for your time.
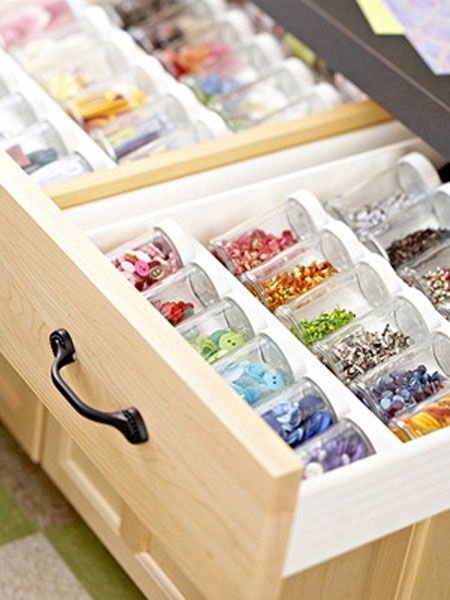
[0,92,37,139]
[66,73,151,133]
[90,85,202,162]
[399,239,450,320]
[143,262,220,325]
[28,152,93,186]
[276,253,402,347]
[213,332,296,405]
[313,288,439,386]
[176,297,255,363]
[0,120,68,177]
[389,386,450,441]
[254,378,337,449]
[208,57,315,130]
[107,0,181,29]
[266,82,341,122]
[325,152,440,235]
[361,181,450,270]
[0,0,75,50]
[352,331,450,423]
[128,0,224,53]
[156,8,253,79]
[207,194,324,277]
[181,31,284,104]
[295,417,375,479]
[241,221,364,312]
[107,219,194,291]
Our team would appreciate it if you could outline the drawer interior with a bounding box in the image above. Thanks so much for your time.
[74,137,450,576]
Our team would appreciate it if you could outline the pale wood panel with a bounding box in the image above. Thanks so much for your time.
[0,353,46,461]
[120,506,151,554]
[281,526,415,600]
[406,511,450,600]
[0,153,301,600]
[42,414,184,600]
[45,101,391,208]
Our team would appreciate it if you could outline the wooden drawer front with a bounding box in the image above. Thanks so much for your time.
[0,353,45,461]
[0,153,301,600]
[42,414,192,600]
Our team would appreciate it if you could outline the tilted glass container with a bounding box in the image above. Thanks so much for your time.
[176,297,254,364]
[265,82,341,123]
[276,254,402,348]
[213,333,295,405]
[241,222,363,312]
[295,418,375,479]
[352,332,450,423]
[143,262,220,326]
[109,0,181,29]
[325,152,440,236]
[181,32,284,104]
[0,92,37,140]
[254,378,336,449]
[1,120,68,177]
[208,57,315,131]
[313,289,438,386]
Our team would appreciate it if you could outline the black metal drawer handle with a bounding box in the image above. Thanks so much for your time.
[49,329,148,445]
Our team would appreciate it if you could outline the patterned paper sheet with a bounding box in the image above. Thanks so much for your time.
[384,0,450,75]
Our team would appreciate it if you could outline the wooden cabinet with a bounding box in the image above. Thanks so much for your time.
[1,138,449,599]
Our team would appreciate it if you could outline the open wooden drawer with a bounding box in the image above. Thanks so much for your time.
[1,136,449,599]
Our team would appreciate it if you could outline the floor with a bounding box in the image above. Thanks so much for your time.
[0,422,145,600]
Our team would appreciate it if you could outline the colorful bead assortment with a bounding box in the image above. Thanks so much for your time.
[219,359,289,405]
[362,364,446,422]
[111,240,180,291]
[6,144,60,175]
[391,392,450,439]
[193,73,242,105]
[150,300,195,325]
[188,328,248,363]
[259,394,334,448]
[161,43,229,78]
[321,325,411,384]
[387,229,450,269]
[70,88,146,132]
[211,228,298,277]
[422,267,450,310]
[257,260,337,312]
[297,420,373,479]
[343,191,417,233]
[296,307,356,348]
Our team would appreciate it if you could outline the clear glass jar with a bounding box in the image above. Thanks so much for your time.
[0,75,8,97]
[208,57,315,131]
[66,76,148,133]
[143,262,220,325]
[0,0,75,49]
[128,0,223,53]
[352,332,450,423]
[107,221,192,291]
[295,418,375,479]
[313,291,436,386]
[363,181,450,272]
[1,120,67,176]
[254,378,336,449]
[213,333,294,405]
[265,82,341,123]
[29,152,93,185]
[181,31,284,103]
[389,386,450,441]
[176,297,254,363]
[399,240,450,320]
[156,8,253,79]
[110,0,181,29]
[0,93,37,140]
[276,254,402,348]
[90,93,194,162]
[326,152,440,237]
[207,197,319,277]
[241,222,363,312]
